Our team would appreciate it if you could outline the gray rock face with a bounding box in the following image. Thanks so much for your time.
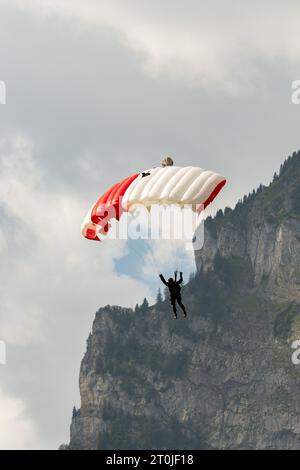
[68,152,300,450]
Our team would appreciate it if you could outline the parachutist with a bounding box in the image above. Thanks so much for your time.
[141,171,151,177]
[159,271,187,319]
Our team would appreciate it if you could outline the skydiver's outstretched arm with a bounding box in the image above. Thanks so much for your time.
[159,274,168,286]
[177,272,183,284]
[174,270,178,282]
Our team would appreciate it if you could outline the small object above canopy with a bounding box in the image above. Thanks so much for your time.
[161,156,174,167]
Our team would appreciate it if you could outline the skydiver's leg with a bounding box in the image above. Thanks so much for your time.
[177,296,187,317]
[170,297,177,319]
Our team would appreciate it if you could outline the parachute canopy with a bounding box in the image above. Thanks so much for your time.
[81,165,226,241]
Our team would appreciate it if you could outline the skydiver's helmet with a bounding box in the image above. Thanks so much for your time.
[168,278,174,284]
[161,156,174,167]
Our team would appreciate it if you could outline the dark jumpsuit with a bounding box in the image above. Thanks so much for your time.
[159,272,187,318]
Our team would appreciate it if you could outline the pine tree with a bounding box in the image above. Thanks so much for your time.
[163,287,169,301]
[156,288,163,304]
[140,298,149,311]
[279,163,283,175]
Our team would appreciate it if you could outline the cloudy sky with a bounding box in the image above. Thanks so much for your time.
[0,0,300,449]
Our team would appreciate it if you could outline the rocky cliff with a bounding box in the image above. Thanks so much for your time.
[68,151,300,450]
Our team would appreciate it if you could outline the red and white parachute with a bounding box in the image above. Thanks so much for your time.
[81,165,226,242]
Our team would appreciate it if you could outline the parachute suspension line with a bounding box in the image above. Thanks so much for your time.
[147,242,160,275]
[174,240,181,273]
[176,243,180,272]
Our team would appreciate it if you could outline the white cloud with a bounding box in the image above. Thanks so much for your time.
[0,135,153,447]
[0,134,151,346]
[3,0,300,93]
[0,387,37,450]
